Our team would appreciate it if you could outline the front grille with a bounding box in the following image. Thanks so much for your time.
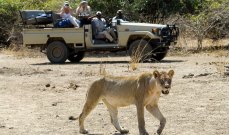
[161,27,171,37]
[160,25,179,42]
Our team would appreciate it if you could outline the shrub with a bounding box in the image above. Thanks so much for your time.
[0,0,21,45]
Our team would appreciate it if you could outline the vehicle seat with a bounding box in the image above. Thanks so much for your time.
[20,10,53,26]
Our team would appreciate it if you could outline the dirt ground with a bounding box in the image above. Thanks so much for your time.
[0,52,228,135]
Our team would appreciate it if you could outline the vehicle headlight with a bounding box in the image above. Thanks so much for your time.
[152,28,160,35]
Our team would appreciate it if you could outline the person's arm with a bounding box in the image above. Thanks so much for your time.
[59,7,64,18]
[69,7,74,15]
[76,7,80,16]
[87,6,92,16]
[112,16,116,21]
[102,18,107,28]
[92,20,99,35]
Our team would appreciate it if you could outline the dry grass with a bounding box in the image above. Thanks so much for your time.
[1,44,44,58]
[210,60,229,76]
[168,47,191,56]
[99,62,108,76]
[170,37,229,56]
[175,37,229,50]
[168,38,229,77]
[129,62,138,71]
[129,40,155,71]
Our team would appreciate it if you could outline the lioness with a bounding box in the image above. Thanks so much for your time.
[78,70,174,135]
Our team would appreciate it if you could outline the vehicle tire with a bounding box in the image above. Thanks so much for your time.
[68,51,85,63]
[151,50,168,61]
[128,39,152,62]
[47,41,69,64]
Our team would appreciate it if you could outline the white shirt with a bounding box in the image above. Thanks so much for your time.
[62,13,71,19]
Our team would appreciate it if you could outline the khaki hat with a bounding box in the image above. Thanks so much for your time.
[80,0,88,4]
[96,11,102,15]
[117,10,123,14]
[64,1,69,6]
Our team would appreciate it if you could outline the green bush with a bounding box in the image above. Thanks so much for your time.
[0,0,21,45]
[0,0,228,47]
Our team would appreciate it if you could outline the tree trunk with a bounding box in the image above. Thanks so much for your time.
[197,38,203,51]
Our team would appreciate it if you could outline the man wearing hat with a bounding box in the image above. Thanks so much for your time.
[92,11,117,43]
[112,10,128,21]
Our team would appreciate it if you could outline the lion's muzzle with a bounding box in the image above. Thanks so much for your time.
[162,89,170,95]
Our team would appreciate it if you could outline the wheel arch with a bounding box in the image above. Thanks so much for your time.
[127,34,159,49]
[41,37,66,51]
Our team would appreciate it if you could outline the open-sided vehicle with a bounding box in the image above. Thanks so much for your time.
[21,10,179,63]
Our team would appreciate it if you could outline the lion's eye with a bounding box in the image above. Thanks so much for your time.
[167,79,171,84]
[160,80,164,85]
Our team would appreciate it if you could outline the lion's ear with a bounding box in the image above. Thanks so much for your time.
[168,70,174,77]
[153,70,160,78]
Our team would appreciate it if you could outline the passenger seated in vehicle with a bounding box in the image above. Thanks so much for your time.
[60,1,79,28]
[76,0,92,27]
[92,11,117,43]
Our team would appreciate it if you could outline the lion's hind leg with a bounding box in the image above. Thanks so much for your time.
[79,82,102,134]
[102,99,129,134]
[146,105,166,135]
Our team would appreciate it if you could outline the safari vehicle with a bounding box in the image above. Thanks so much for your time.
[21,10,179,63]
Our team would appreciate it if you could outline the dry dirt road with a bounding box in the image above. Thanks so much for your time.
[0,52,228,135]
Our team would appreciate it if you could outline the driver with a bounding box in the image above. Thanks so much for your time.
[112,10,128,21]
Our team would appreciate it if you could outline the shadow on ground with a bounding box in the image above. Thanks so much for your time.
[31,59,184,66]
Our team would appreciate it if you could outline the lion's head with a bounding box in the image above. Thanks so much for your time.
[153,70,174,95]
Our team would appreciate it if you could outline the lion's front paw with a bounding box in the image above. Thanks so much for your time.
[80,129,88,134]
[120,129,129,134]
[140,131,149,135]
[157,129,163,135]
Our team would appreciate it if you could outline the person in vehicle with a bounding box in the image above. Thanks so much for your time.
[60,1,79,27]
[92,11,117,43]
[111,10,128,28]
[112,10,128,21]
[76,0,92,27]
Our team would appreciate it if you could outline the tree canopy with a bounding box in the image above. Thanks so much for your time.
[0,0,228,48]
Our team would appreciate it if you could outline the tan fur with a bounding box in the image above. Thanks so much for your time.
[78,70,174,135]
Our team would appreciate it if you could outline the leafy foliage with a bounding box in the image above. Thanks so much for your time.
[0,0,21,44]
[181,0,229,50]
[0,0,228,49]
